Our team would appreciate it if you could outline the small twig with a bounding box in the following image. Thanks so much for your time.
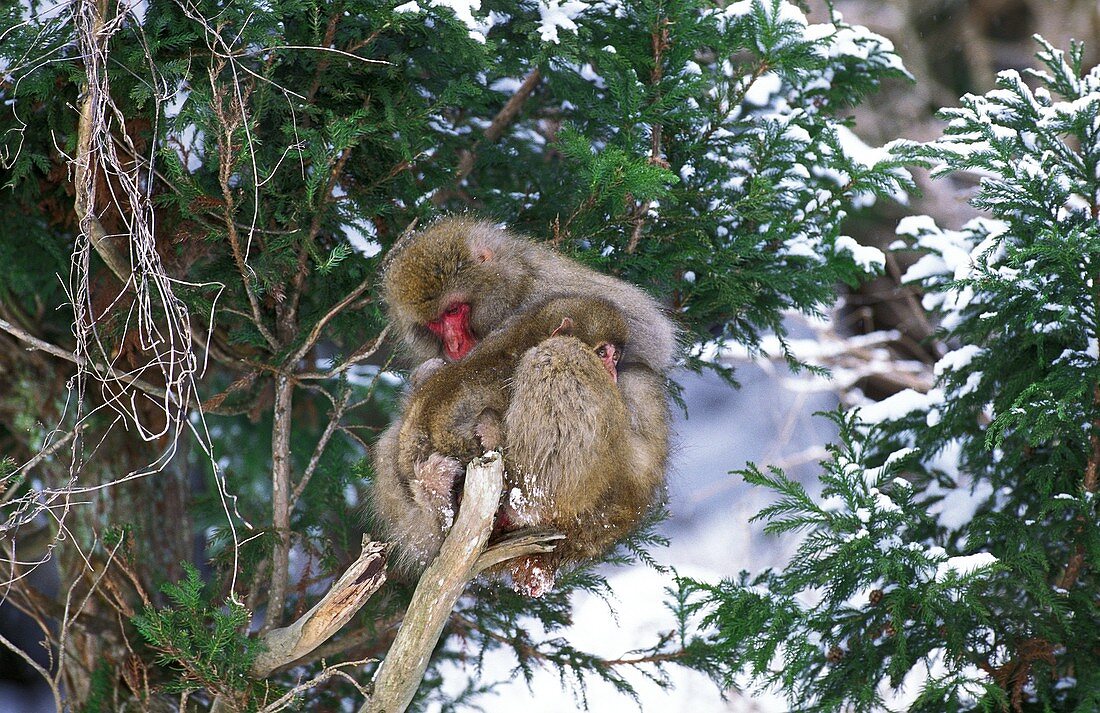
[258,658,375,713]
[297,325,391,380]
[0,317,78,362]
[883,251,937,344]
[291,389,352,506]
[484,69,543,145]
[0,316,246,417]
[453,606,681,672]
[0,630,62,711]
[2,426,87,506]
[451,68,542,187]
[247,44,390,67]
[54,535,127,698]
[603,649,688,667]
[289,275,373,366]
[209,68,279,351]
[627,16,671,255]
[302,13,341,127]
[282,103,365,342]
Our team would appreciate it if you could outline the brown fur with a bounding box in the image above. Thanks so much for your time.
[373,296,633,572]
[371,218,674,587]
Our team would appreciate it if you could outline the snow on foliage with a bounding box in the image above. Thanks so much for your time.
[537,0,587,43]
[428,0,494,41]
[834,234,885,271]
[688,33,1100,713]
[934,552,999,583]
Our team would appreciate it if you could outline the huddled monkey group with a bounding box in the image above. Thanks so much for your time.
[370,217,676,596]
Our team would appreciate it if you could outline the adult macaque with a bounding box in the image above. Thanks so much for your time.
[371,217,676,594]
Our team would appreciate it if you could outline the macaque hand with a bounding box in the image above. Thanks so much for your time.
[410,453,464,530]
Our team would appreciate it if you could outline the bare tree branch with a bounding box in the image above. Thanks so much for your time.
[264,373,295,634]
[247,44,390,67]
[289,275,373,366]
[0,629,62,711]
[1,426,86,507]
[361,453,504,713]
[450,68,541,187]
[474,529,563,572]
[297,324,391,380]
[291,388,351,506]
[210,68,280,352]
[0,316,79,363]
[258,659,374,713]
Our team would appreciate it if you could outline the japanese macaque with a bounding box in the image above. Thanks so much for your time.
[370,217,676,594]
[381,217,677,371]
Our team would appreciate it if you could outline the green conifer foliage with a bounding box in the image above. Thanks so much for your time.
[687,37,1100,711]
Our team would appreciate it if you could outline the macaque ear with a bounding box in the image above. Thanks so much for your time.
[551,317,574,337]
[475,246,494,264]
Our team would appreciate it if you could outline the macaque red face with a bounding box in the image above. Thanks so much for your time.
[426,302,477,361]
[594,342,620,382]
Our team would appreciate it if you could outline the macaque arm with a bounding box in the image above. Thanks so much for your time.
[370,423,449,572]
[408,357,446,389]
[474,408,503,451]
[410,453,464,527]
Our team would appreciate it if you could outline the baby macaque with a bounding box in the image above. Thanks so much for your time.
[371,218,676,594]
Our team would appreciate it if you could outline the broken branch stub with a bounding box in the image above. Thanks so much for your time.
[252,537,387,678]
[474,529,564,573]
[362,452,564,712]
